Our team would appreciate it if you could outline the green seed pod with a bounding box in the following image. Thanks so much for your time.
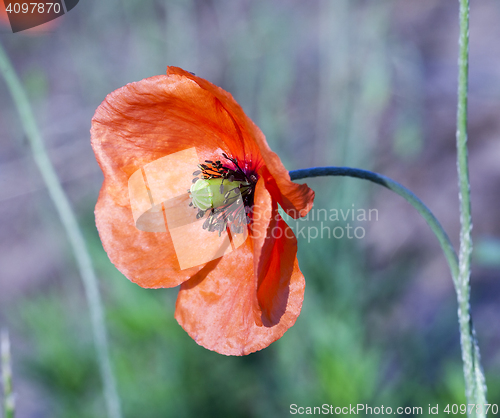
[190,178,245,210]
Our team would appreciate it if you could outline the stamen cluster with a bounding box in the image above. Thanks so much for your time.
[188,154,257,236]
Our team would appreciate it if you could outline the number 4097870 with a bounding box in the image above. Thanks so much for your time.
[5,3,61,14]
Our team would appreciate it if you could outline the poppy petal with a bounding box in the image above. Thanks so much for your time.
[91,73,263,288]
[174,238,305,355]
[166,67,315,218]
[251,179,302,325]
[258,161,315,219]
[95,181,194,288]
[91,73,259,192]
[166,67,262,166]
[251,178,275,282]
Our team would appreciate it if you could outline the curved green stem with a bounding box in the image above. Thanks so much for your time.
[291,167,458,280]
[0,43,122,418]
[290,166,486,412]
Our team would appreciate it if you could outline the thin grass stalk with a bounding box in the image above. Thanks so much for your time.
[1,330,14,418]
[290,3,488,411]
[455,0,488,411]
[0,43,122,418]
[291,165,487,415]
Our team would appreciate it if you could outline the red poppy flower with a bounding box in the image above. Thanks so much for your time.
[91,67,315,355]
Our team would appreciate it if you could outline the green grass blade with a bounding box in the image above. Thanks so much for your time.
[0,42,122,418]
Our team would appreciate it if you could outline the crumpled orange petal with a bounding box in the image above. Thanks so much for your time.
[250,179,300,323]
[91,67,315,354]
[174,238,305,356]
[169,67,315,219]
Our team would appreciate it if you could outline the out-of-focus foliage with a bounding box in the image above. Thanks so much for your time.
[1,0,500,417]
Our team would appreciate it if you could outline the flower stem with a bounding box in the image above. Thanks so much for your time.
[456,0,488,412]
[291,167,458,280]
[0,43,122,418]
[290,166,487,411]
[1,330,14,418]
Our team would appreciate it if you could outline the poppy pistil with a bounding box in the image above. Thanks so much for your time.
[188,154,257,236]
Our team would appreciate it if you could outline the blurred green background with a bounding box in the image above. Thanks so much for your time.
[1,0,500,417]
